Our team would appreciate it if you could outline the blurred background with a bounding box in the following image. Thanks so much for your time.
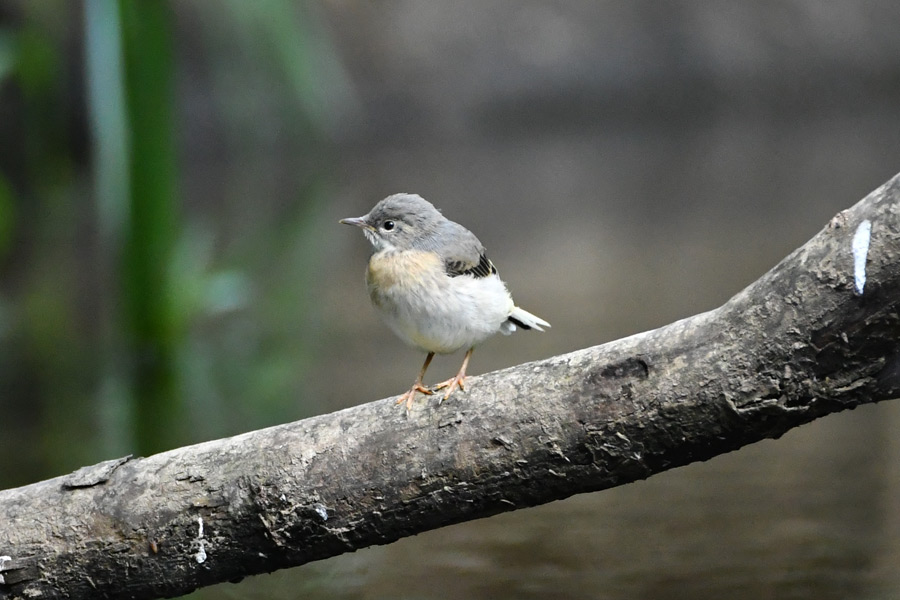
[2,1,900,598]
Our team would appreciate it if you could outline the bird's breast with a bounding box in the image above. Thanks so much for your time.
[363,249,515,354]
[366,249,444,298]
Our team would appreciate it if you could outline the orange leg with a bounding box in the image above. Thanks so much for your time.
[432,347,474,404]
[397,352,436,411]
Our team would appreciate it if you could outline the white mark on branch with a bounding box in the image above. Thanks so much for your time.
[0,555,11,584]
[314,503,329,521]
[852,219,872,294]
[195,517,208,564]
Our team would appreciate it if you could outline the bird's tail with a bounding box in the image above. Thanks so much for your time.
[502,306,550,334]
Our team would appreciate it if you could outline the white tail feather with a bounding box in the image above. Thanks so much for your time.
[501,306,550,335]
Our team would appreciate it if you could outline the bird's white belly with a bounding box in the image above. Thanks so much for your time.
[366,250,514,354]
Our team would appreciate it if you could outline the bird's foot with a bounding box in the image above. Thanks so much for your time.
[432,375,467,404]
[396,383,434,411]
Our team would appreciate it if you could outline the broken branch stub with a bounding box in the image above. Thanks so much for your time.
[1,173,899,600]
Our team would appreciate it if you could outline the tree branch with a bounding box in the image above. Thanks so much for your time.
[3,174,900,600]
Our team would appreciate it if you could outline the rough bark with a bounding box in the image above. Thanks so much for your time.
[2,174,900,600]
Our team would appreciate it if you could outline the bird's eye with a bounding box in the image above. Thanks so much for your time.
[382,220,395,231]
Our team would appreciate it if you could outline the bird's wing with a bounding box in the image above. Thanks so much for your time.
[426,221,499,279]
[445,253,498,278]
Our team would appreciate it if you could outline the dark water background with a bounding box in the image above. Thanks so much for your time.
[2,2,900,598]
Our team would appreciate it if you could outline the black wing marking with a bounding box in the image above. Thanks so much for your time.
[446,253,498,278]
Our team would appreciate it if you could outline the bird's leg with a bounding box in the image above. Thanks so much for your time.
[397,352,436,411]
[432,347,473,403]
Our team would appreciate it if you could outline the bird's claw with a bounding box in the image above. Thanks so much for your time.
[432,376,467,404]
[396,383,434,411]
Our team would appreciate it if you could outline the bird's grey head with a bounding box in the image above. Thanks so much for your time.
[340,193,444,252]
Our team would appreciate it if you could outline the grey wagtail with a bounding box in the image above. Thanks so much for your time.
[341,193,549,410]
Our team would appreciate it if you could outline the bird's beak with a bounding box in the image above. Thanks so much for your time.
[339,216,372,230]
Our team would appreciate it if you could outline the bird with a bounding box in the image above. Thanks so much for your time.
[340,193,549,410]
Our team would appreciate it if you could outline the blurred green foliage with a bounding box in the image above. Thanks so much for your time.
[0,27,13,80]
[0,0,341,486]
[119,0,182,454]
[0,175,13,258]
